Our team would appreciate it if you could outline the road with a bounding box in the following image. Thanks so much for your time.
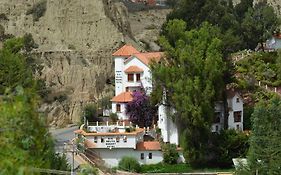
[50,125,86,170]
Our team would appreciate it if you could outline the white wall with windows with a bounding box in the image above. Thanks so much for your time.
[93,148,163,167]
[124,56,153,94]
[86,133,144,149]
[227,94,243,130]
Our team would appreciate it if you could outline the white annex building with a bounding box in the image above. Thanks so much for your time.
[75,44,243,167]
[212,91,244,132]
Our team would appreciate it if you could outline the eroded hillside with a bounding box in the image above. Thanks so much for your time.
[0,0,131,126]
[0,0,170,127]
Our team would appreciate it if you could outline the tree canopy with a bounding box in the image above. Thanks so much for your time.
[151,20,225,166]
[0,36,69,174]
[165,0,280,53]
[248,97,281,174]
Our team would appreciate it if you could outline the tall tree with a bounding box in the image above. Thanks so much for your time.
[241,1,280,50]
[165,0,279,53]
[0,36,69,174]
[248,97,281,174]
[152,20,225,166]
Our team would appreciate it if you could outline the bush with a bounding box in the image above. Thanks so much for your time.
[109,113,118,122]
[78,165,99,175]
[118,156,140,173]
[162,143,179,164]
[26,0,47,21]
[83,104,101,122]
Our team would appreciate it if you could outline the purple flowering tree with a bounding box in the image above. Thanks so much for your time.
[126,91,157,128]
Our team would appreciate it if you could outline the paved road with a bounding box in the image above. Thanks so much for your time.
[50,126,84,170]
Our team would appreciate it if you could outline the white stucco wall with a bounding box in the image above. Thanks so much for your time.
[227,94,243,130]
[93,148,163,167]
[114,56,125,96]
[86,133,144,149]
[112,102,128,120]
[158,104,179,145]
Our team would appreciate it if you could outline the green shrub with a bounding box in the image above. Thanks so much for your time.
[109,113,118,122]
[26,0,47,21]
[0,13,8,21]
[78,164,99,175]
[125,127,136,133]
[162,143,179,164]
[83,104,101,122]
[118,156,140,173]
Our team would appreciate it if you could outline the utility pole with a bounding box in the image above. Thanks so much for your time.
[71,143,75,175]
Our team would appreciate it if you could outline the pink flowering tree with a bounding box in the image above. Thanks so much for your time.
[126,91,157,128]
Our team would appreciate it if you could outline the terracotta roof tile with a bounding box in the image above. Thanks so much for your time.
[76,128,144,136]
[124,66,144,73]
[136,141,161,151]
[111,92,133,103]
[112,45,140,57]
[127,52,163,66]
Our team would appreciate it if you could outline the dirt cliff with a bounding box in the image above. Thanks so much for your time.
[0,0,135,126]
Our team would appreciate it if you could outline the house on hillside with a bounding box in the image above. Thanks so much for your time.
[111,44,179,145]
[74,45,244,167]
[212,90,244,132]
[75,122,184,167]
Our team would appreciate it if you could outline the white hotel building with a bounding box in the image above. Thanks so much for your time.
[75,44,243,167]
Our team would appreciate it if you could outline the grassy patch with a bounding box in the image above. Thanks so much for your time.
[140,163,234,173]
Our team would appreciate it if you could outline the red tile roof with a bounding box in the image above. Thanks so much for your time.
[126,52,163,66]
[74,128,144,136]
[112,45,140,57]
[136,141,161,151]
[124,66,144,73]
[111,92,133,103]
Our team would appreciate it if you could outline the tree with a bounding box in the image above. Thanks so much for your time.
[248,97,281,174]
[241,1,280,50]
[0,37,69,174]
[126,91,156,128]
[0,87,69,174]
[151,20,225,166]
[165,0,279,53]
[0,38,35,94]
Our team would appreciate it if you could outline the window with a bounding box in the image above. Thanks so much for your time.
[136,73,141,81]
[126,87,129,92]
[213,112,220,123]
[128,74,134,82]
[116,104,121,112]
[94,136,98,143]
[149,153,152,159]
[123,136,127,143]
[234,111,242,122]
[140,153,144,160]
[116,136,120,143]
[236,98,240,103]
[101,137,104,143]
